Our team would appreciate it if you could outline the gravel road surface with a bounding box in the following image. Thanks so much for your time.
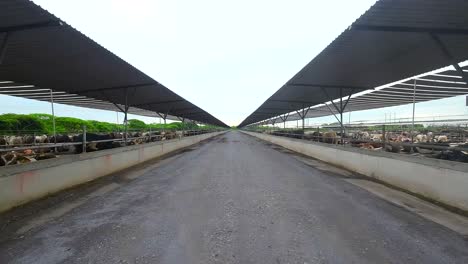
[1,131,467,263]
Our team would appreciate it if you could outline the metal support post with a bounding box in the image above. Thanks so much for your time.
[382,124,386,149]
[295,106,311,136]
[82,125,87,153]
[279,113,289,129]
[301,108,305,135]
[325,103,342,126]
[321,87,353,143]
[111,90,131,145]
[157,112,169,133]
[116,111,120,133]
[411,79,416,143]
[149,125,152,141]
[0,32,9,65]
[339,88,344,144]
[124,110,128,145]
[182,117,185,138]
[124,89,129,146]
[50,89,57,152]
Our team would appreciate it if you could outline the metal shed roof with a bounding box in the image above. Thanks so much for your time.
[261,64,468,125]
[239,0,468,127]
[0,0,228,128]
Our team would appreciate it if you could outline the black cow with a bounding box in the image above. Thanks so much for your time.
[49,134,71,143]
[72,133,115,153]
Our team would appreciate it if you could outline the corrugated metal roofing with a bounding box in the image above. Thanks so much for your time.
[261,65,468,125]
[0,0,228,127]
[239,0,468,127]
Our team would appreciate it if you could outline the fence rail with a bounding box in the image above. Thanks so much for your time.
[247,130,468,153]
[0,128,221,153]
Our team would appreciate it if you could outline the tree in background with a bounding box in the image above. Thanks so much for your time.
[0,113,45,135]
[127,119,147,130]
[0,113,222,135]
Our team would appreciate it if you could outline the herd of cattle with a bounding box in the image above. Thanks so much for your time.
[268,129,468,163]
[0,130,202,167]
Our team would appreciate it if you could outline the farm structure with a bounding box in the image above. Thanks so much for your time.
[1,1,468,263]
[0,0,227,166]
[240,0,468,164]
[0,128,222,166]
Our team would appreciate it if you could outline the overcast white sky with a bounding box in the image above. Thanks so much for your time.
[1,0,467,126]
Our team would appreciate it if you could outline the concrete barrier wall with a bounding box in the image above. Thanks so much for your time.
[242,131,468,212]
[0,132,225,213]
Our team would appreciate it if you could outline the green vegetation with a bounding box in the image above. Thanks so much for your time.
[0,113,219,135]
[0,113,46,134]
[246,123,435,133]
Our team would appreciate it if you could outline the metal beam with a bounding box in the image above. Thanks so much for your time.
[341,89,354,112]
[168,107,199,115]
[288,83,371,90]
[176,111,205,116]
[324,103,342,126]
[155,112,165,120]
[351,24,468,35]
[295,110,303,119]
[321,88,341,113]
[430,34,468,85]
[268,99,315,104]
[0,20,63,33]
[132,99,185,107]
[112,103,125,113]
[78,82,157,94]
[251,112,284,116]
[261,107,298,111]
[279,113,289,122]
[0,32,9,65]
[280,113,289,129]
[295,106,311,133]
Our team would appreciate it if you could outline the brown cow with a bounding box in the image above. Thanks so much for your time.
[323,131,337,144]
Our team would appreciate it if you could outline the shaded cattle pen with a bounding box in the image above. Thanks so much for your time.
[0,128,223,167]
[239,0,468,165]
[0,130,226,213]
[0,0,228,166]
[0,0,227,128]
[247,120,468,163]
